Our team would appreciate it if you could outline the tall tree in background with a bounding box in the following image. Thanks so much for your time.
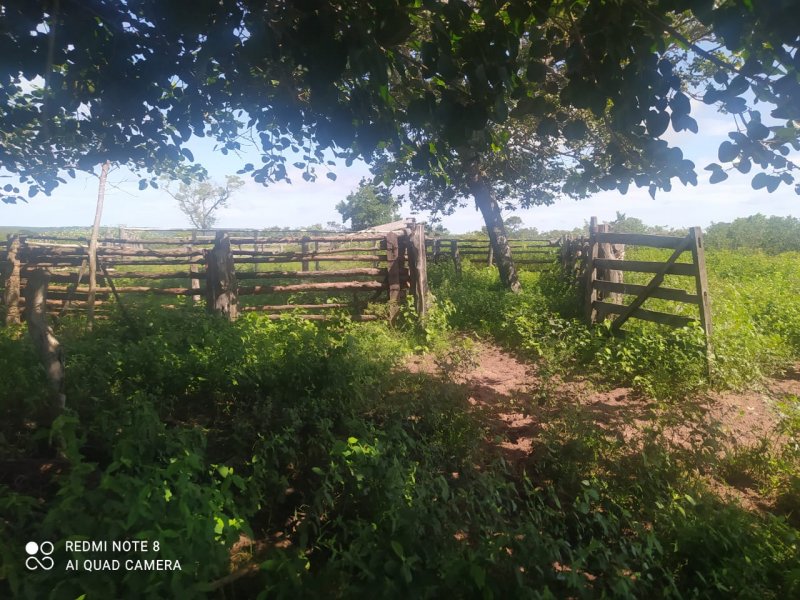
[336,180,401,231]
[163,173,244,230]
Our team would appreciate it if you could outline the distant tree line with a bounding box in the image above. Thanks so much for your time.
[705,214,800,254]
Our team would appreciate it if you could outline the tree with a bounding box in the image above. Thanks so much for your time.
[336,180,401,231]
[2,1,798,287]
[162,172,244,230]
[504,216,524,234]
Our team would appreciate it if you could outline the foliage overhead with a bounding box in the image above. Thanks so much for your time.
[335,179,401,231]
[1,0,798,205]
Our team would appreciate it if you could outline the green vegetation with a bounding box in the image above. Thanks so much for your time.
[706,215,800,254]
[335,180,401,231]
[2,234,799,598]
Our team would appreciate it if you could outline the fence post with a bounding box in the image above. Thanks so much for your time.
[205,232,238,321]
[408,223,429,319]
[3,235,21,325]
[584,217,599,324]
[433,238,441,264]
[689,227,713,356]
[24,269,66,419]
[487,243,494,266]
[386,232,401,323]
[314,241,320,271]
[451,239,462,276]
[189,230,201,303]
[301,236,310,272]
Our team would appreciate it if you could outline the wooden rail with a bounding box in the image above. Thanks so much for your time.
[3,224,429,324]
[426,237,558,271]
[567,217,712,355]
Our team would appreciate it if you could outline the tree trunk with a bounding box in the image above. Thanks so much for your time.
[24,269,66,423]
[468,167,521,293]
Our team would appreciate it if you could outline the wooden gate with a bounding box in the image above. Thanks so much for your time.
[583,219,712,345]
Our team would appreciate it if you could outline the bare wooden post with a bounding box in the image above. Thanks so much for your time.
[205,232,238,320]
[301,237,310,272]
[253,231,259,274]
[3,235,21,325]
[88,160,110,329]
[386,232,401,323]
[314,241,320,271]
[407,223,429,319]
[451,239,462,276]
[24,269,66,418]
[60,258,88,317]
[584,217,599,324]
[433,238,441,264]
[690,227,713,362]
[189,230,201,303]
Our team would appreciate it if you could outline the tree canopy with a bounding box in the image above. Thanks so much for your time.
[2,1,798,287]
[162,171,244,229]
[2,1,797,196]
[336,180,401,231]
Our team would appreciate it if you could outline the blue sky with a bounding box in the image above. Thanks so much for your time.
[2,99,797,233]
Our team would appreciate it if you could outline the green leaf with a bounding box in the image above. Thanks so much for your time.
[718,141,738,162]
[751,172,769,189]
[181,148,194,161]
[645,110,670,137]
[669,92,690,117]
[709,169,728,184]
[391,540,404,559]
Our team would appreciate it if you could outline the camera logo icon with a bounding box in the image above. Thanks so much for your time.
[25,541,54,571]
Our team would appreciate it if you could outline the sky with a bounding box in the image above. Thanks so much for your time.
[2,99,797,234]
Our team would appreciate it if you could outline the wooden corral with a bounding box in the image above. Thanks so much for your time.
[1,221,430,325]
[426,237,559,272]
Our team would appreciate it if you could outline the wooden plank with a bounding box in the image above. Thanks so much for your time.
[232,254,384,264]
[610,235,693,332]
[239,303,351,312]
[358,218,415,233]
[451,240,462,276]
[593,258,696,276]
[690,227,713,365]
[258,313,380,321]
[386,232,401,322]
[594,232,687,249]
[232,246,381,256]
[593,280,699,304]
[584,217,599,323]
[59,258,88,317]
[301,237,310,272]
[49,270,206,280]
[239,281,386,295]
[48,285,197,295]
[594,301,695,328]
[236,268,386,279]
[409,222,428,318]
[3,235,22,324]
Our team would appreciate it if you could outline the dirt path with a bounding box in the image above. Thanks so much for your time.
[405,340,800,462]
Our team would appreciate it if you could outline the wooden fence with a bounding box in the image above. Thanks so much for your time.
[562,217,712,344]
[1,222,429,325]
[426,237,559,274]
